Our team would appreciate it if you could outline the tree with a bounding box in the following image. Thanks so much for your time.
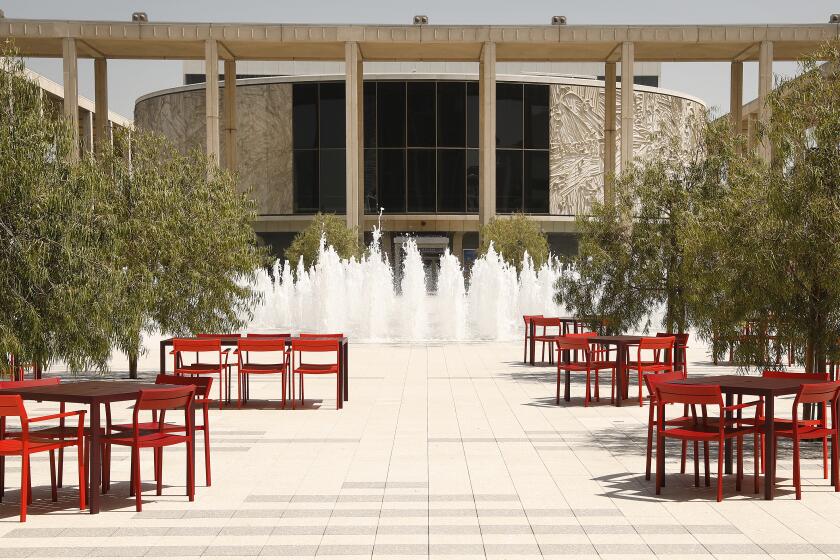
[478,213,549,272]
[685,42,840,372]
[105,130,267,378]
[556,117,717,335]
[0,45,121,371]
[284,213,360,269]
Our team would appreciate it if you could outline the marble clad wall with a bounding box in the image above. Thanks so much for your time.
[134,83,293,215]
[548,85,704,215]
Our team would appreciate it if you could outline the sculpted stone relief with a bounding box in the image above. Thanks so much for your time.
[548,84,704,215]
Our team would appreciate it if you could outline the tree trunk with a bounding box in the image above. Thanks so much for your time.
[128,352,138,380]
[804,340,815,374]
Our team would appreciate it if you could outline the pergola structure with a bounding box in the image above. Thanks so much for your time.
[2,18,838,232]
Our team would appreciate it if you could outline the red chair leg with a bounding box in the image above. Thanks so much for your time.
[49,450,57,502]
[555,368,561,405]
[57,448,64,488]
[186,440,195,502]
[793,437,801,500]
[753,432,760,494]
[645,405,654,481]
[203,409,211,486]
[26,458,32,505]
[132,447,142,512]
[20,452,29,522]
[694,441,700,487]
[156,448,163,496]
[680,440,687,474]
[655,433,664,495]
[704,442,711,487]
[823,436,829,479]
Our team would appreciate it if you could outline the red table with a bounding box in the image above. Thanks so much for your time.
[585,335,643,407]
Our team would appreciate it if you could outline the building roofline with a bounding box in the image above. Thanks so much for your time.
[24,68,133,127]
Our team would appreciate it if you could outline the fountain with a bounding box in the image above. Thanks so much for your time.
[247,224,567,342]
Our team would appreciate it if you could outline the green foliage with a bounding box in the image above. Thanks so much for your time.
[557,115,716,335]
[684,41,840,371]
[478,213,549,272]
[284,213,360,269]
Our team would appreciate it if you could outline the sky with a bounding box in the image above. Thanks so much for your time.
[4,0,838,118]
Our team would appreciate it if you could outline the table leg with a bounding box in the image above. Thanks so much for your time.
[764,395,776,500]
[343,341,349,402]
[614,344,625,407]
[724,393,734,475]
[89,402,101,514]
[529,322,536,366]
[159,341,167,374]
[564,368,571,402]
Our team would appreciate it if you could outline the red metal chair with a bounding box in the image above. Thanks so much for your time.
[291,338,341,410]
[241,334,291,400]
[532,318,563,364]
[0,394,86,521]
[655,383,760,501]
[657,332,689,374]
[555,334,613,407]
[523,315,543,363]
[772,381,840,499]
[626,336,675,407]
[101,386,195,512]
[236,338,289,409]
[642,370,698,484]
[173,338,226,409]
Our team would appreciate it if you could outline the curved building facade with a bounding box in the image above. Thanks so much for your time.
[135,73,704,260]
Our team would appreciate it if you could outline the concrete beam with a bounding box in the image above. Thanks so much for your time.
[479,41,496,231]
[620,41,634,172]
[93,58,109,154]
[729,61,743,134]
[603,61,617,204]
[205,39,220,164]
[758,40,773,163]
[344,41,364,240]
[223,59,237,171]
[62,37,79,160]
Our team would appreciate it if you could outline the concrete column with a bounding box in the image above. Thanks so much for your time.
[729,61,743,134]
[344,42,364,240]
[620,42,634,173]
[93,58,110,155]
[204,39,220,164]
[223,59,237,171]
[61,37,79,160]
[451,232,464,261]
[479,42,496,229]
[80,110,93,154]
[603,62,617,204]
[757,41,773,163]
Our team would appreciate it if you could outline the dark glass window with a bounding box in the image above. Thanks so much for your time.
[293,150,318,212]
[363,82,377,148]
[466,149,479,213]
[407,82,435,147]
[377,82,406,148]
[496,150,523,213]
[319,150,346,212]
[497,83,523,149]
[378,149,406,213]
[524,150,549,214]
[524,85,549,150]
[364,149,377,213]
[466,82,479,148]
[407,149,436,212]
[437,82,466,148]
[292,83,318,150]
[438,149,466,213]
[319,82,345,149]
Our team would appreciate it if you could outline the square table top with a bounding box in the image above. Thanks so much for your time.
[672,374,826,396]
[0,380,175,404]
[160,336,348,345]
[587,335,644,344]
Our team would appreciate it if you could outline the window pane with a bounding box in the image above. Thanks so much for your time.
[407,149,436,213]
[437,149,466,213]
[496,150,523,213]
[319,149,346,212]
[524,150,549,213]
[496,83,523,149]
[293,150,318,212]
[377,82,406,148]
[524,85,549,149]
[467,82,479,148]
[319,82,345,149]
[437,82,466,147]
[407,82,435,147]
[378,149,406,213]
[364,82,376,148]
[364,149,377,213]
[466,149,479,213]
[293,83,318,149]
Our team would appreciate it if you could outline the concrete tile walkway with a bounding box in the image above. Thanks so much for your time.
[1,342,839,559]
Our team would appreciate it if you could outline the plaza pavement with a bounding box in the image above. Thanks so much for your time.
[2,341,840,559]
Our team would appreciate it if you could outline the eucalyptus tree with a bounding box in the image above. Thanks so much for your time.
[284,212,361,270]
[0,46,121,370]
[105,130,267,377]
[479,213,549,272]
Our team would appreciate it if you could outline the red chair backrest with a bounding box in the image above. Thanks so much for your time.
[641,336,675,350]
[657,332,689,346]
[523,314,543,326]
[794,381,840,406]
[643,370,686,399]
[155,374,212,399]
[136,386,195,412]
[299,333,344,339]
[762,370,830,381]
[247,333,291,338]
[238,338,287,353]
[0,378,60,390]
[292,338,340,353]
[565,331,597,338]
[0,394,27,420]
[173,338,221,353]
[656,383,722,407]
[555,337,591,352]
[531,317,562,328]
